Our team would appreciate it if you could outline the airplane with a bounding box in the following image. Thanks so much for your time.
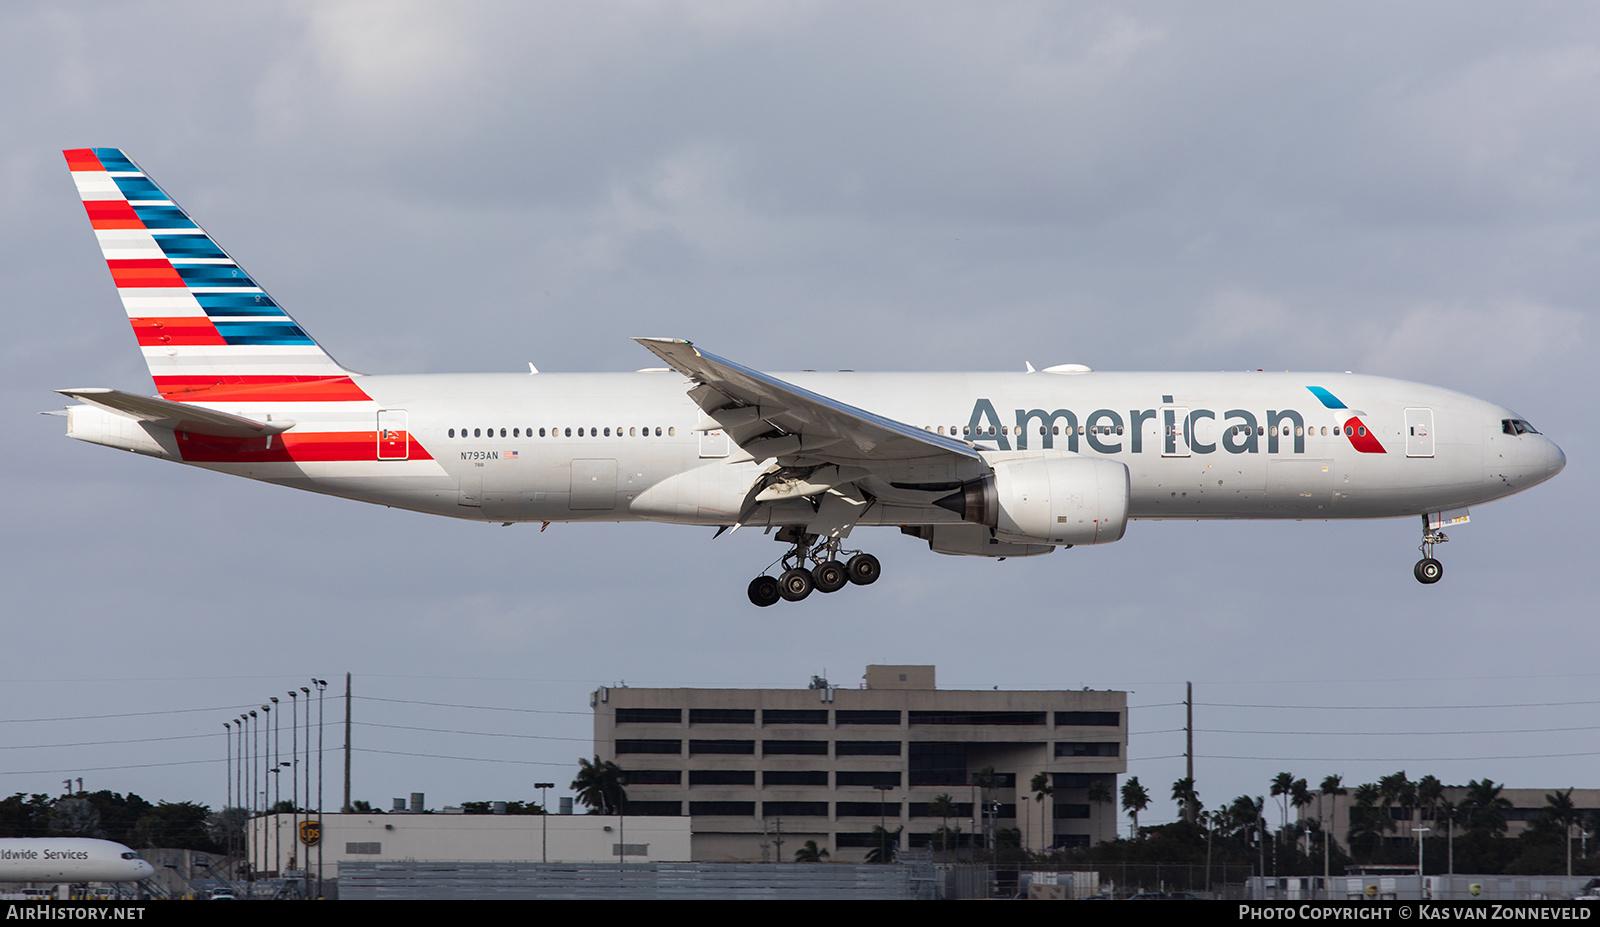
[0,838,155,883]
[55,148,1566,606]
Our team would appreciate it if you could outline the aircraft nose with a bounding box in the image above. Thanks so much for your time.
[1545,438,1567,478]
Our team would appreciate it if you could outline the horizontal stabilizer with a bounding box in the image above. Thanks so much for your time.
[57,388,294,438]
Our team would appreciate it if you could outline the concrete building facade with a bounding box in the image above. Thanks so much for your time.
[590,665,1128,861]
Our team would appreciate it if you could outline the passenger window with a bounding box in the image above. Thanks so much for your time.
[565,428,572,437]
[655,427,662,436]
[669,427,676,436]
[449,429,455,438]
[474,428,481,437]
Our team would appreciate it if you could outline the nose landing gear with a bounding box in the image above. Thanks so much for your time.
[1414,515,1447,585]
[747,526,882,607]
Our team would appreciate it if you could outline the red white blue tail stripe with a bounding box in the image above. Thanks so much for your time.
[64,148,365,402]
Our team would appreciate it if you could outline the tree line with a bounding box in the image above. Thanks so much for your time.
[1090,771,1597,877]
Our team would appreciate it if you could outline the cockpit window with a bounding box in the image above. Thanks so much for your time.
[1502,419,1540,435]
[121,852,138,860]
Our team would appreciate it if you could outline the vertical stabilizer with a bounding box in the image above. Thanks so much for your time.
[64,148,362,401]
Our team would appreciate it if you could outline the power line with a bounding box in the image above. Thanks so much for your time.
[0,704,265,724]
[0,732,217,751]
[1198,724,1600,737]
[355,748,574,767]
[362,722,589,743]
[357,696,589,716]
[1195,698,1600,711]
[0,758,221,777]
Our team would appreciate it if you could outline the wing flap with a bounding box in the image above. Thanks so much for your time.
[634,338,979,464]
[57,387,294,438]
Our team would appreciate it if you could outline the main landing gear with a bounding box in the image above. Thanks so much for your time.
[1414,514,1446,585]
[748,526,880,607]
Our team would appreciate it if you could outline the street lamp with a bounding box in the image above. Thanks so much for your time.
[535,783,556,862]
[313,678,327,898]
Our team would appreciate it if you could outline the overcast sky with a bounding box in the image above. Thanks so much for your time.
[2,2,1595,830]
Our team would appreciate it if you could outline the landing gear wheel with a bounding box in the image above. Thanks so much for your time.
[1414,558,1443,585]
[779,568,815,601]
[846,553,881,586]
[748,575,780,608]
[813,560,848,593]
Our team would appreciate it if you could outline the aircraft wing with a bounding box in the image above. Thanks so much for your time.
[634,338,980,465]
[57,388,295,438]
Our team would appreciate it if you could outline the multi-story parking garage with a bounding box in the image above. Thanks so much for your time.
[590,665,1128,861]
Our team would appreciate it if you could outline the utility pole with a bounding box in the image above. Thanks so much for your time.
[343,673,352,813]
[1185,681,1194,824]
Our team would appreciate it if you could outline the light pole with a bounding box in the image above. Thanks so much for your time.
[223,722,232,813]
[266,700,277,875]
[286,690,297,876]
[249,708,258,892]
[535,783,555,863]
[313,678,327,898]
[1413,827,1430,899]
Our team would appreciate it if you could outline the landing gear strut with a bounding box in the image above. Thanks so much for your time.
[1414,514,1446,585]
[747,526,881,607]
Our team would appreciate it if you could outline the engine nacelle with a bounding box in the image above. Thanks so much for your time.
[935,454,1130,546]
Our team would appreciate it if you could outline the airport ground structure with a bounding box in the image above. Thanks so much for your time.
[246,811,692,877]
[590,665,1128,862]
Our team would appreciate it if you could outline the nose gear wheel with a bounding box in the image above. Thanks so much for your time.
[1414,514,1448,585]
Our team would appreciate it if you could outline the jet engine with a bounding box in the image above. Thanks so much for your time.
[934,454,1130,546]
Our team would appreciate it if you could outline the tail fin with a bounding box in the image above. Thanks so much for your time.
[64,148,363,401]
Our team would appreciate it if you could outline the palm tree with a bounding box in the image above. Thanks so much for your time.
[1546,789,1578,877]
[1291,779,1313,857]
[1172,777,1201,825]
[1030,772,1053,853]
[794,839,829,863]
[1271,772,1295,834]
[864,825,902,863]
[571,756,627,814]
[1348,783,1387,860]
[1320,775,1346,886]
[1121,776,1150,839]
[1378,770,1414,848]
[1461,779,1511,838]
[929,793,957,856]
[1087,778,1114,845]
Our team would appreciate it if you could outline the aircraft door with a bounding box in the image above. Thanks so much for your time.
[1405,408,1434,458]
[1162,407,1190,457]
[571,459,618,510]
[377,410,409,460]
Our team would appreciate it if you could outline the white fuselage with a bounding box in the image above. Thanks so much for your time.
[0,839,155,883]
[71,369,1564,531]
